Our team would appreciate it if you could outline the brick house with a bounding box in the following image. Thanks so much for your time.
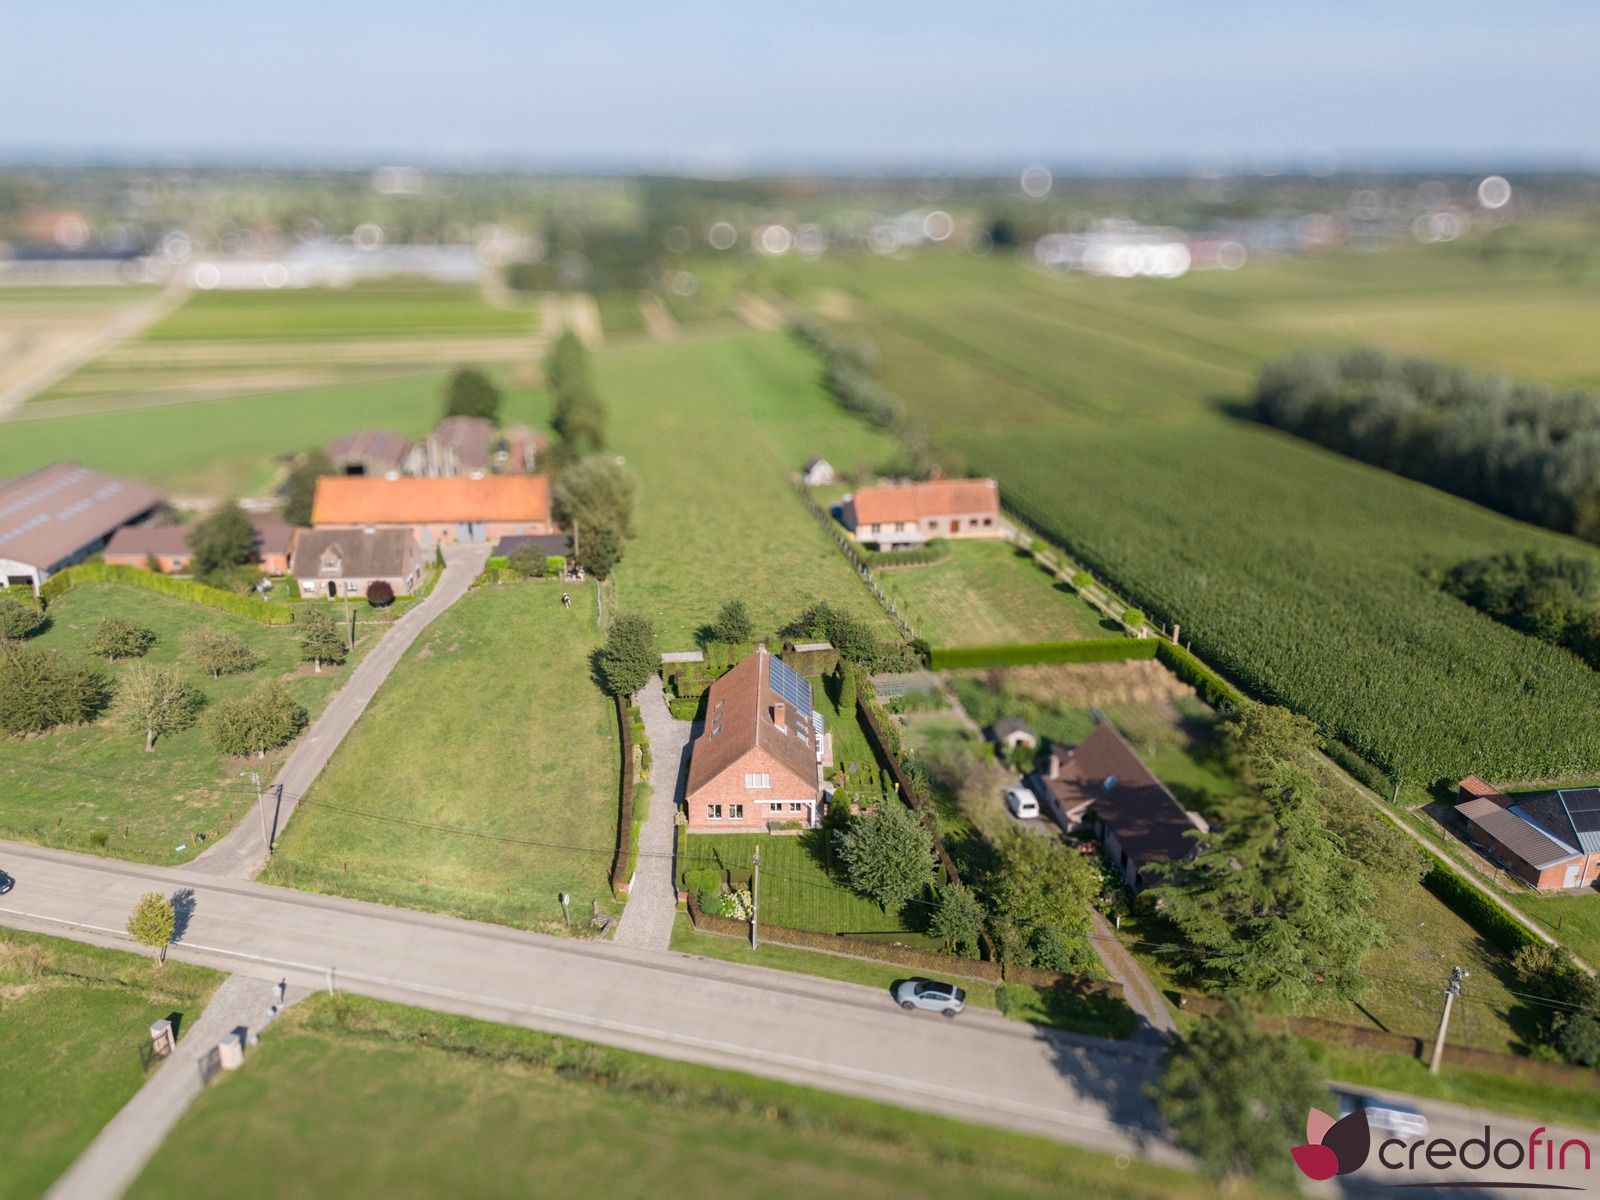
[103,514,295,576]
[1457,781,1600,891]
[841,478,1003,550]
[310,475,552,547]
[685,647,828,832]
[290,526,425,600]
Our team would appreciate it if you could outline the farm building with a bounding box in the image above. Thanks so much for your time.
[310,475,552,546]
[290,527,425,600]
[685,647,829,833]
[103,514,295,576]
[803,456,836,486]
[1457,782,1600,891]
[0,463,164,593]
[327,429,412,478]
[494,425,547,475]
[1035,721,1206,891]
[989,717,1038,752]
[842,478,1003,550]
[492,532,572,562]
[409,416,494,479]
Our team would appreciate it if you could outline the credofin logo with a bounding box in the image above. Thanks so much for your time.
[1291,1107,1371,1181]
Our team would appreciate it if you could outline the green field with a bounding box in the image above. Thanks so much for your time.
[128,992,1216,1200]
[1,585,375,863]
[760,245,1600,784]
[1,929,221,1198]
[877,540,1109,647]
[597,333,901,647]
[0,372,550,495]
[263,582,620,930]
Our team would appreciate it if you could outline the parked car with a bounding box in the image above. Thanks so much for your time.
[1336,1091,1428,1138]
[1004,787,1040,819]
[894,978,966,1017]
[0,869,12,895]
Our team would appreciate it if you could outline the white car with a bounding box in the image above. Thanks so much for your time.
[1337,1092,1428,1138]
[1005,787,1040,819]
[894,978,966,1017]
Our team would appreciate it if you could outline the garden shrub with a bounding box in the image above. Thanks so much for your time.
[366,580,395,607]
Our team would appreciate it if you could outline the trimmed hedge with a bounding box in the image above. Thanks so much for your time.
[610,694,636,895]
[40,563,292,624]
[929,637,1155,670]
[1422,865,1540,956]
[866,542,948,569]
[1154,640,1243,709]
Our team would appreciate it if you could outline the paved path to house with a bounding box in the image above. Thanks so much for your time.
[1089,911,1177,1046]
[46,973,300,1200]
[611,676,693,950]
[187,542,491,880]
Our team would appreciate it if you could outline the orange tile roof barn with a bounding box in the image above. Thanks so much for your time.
[311,475,551,526]
[848,478,999,525]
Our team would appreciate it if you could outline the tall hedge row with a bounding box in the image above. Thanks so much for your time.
[1154,640,1243,709]
[40,564,292,624]
[928,637,1155,671]
[1422,865,1540,955]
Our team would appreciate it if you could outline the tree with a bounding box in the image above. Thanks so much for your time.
[185,626,257,679]
[508,542,550,578]
[1559,1014,1600,1067]
[113,663,201,751]
[1151,1004,1329,1193]
[987,830,1098,970]
[282,449,336,526]
[297,608,347,672]
[709,598,754,644]
[0,641,106,734]
[834,659,857,713]
[784,602,884,669]
[595,613,657,697]
[0,596,45,640]
[126,892,176,962]
[546,333,605,459]
[834,800,936,911]
[1221,701,1322,786]
[554,456,637,541]
[86,615,155,661]
[366,580,395,607]
[187,500,255,580]
[577,526,623,581]
[443,367,502,423]
[930,881,986,957]
[207,681,308,758]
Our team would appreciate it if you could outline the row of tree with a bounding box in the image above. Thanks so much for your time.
[1252,347,1600,541]
[1441,550,1600,670]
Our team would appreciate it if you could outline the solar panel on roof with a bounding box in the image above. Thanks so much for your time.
[768,654,812,716]
[1562,789,1600,812]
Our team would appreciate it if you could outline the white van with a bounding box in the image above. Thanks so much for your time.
[1005,788,1040,820]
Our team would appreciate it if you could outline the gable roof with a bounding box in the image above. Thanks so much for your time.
[1462,797,1581,869]
[1044,721,1201,871]
[430,416,494,474]
[311,475,551,526]
[290,526,421,578]
[0,463,164,569]
[686,647,820,797]
[1458,774,1509,806]
[104,514,296,560]
[849,478,999,525]
[327,429,411,473]
[991,717,1035,739]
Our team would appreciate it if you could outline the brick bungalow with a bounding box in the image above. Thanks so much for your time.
[310,475,552,547]
[841,477,1003,550]
[103,514,295,576]
[1456,778,1600,891]
[1035,720,1207,891]
[685,647,828,832]
[290,526,424,599]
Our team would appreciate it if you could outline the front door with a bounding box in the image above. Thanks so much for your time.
[949,519,959,533]
[327,581,337,599]
[1564,862,1582,889]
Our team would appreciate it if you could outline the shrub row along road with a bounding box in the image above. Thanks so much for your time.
[186,542,491,880]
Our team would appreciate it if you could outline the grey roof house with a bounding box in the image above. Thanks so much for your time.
[290,526,424,599]
[0,463,165,592]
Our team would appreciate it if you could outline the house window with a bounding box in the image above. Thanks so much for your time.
[706,805,722,820]
[744,772,771,790]
[982,517,994,527]
[789,802,803,812]
[320,555,339,573]
[729,804,744,819]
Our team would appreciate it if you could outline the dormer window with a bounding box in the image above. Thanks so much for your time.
[320,552,341,574]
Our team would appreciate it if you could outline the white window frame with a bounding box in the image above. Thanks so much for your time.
[729,803,744,819]
[706,804,722,820]
[744,772,772,790]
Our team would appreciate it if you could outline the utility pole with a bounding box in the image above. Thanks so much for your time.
[242,771,264,847]
[1430,965,1467,1074]
[751,847,760,950]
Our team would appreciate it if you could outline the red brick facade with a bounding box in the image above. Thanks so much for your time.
[687,744,818,832]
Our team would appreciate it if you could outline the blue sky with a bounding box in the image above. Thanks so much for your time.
[6,1,1596,167]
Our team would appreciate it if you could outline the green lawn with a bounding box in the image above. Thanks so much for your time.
[141,282,536,341]
[0,930,221,1198]
[876,539,1108,647]
[596,333,901,647]
[262,582,620,930]
[1,585,376,863]
[0,371,551,495]
[594,290,646,337]
[128,992,1217,1200]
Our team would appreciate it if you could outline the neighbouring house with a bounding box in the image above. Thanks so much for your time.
[1456,780,1600,891]
[289,526,425,600]
[410,416,494,479]
[103,514,295,576]
[494,425,547,475]
[327,429,412,478]
[0,463,165,594]
[310,475,552,546]
[685,646,829,833]
[989,717,1038,753]
[841,478,1003,550]
[1034,721,1207,891]
[802,456,835,486]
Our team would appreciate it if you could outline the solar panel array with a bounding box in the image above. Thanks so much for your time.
[767,653,813,717]
[1564,788,1600,834]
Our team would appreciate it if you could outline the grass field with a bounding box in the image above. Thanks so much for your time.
[262,582,620,930]
[0,585,375,863]
[596,333,901,647]
[877,540,1109,647]
[0,929,221,1198]
[127,992,1218,1200]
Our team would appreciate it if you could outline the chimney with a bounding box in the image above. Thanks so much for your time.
[1047,750,1060,780]
[773,701,787,730]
